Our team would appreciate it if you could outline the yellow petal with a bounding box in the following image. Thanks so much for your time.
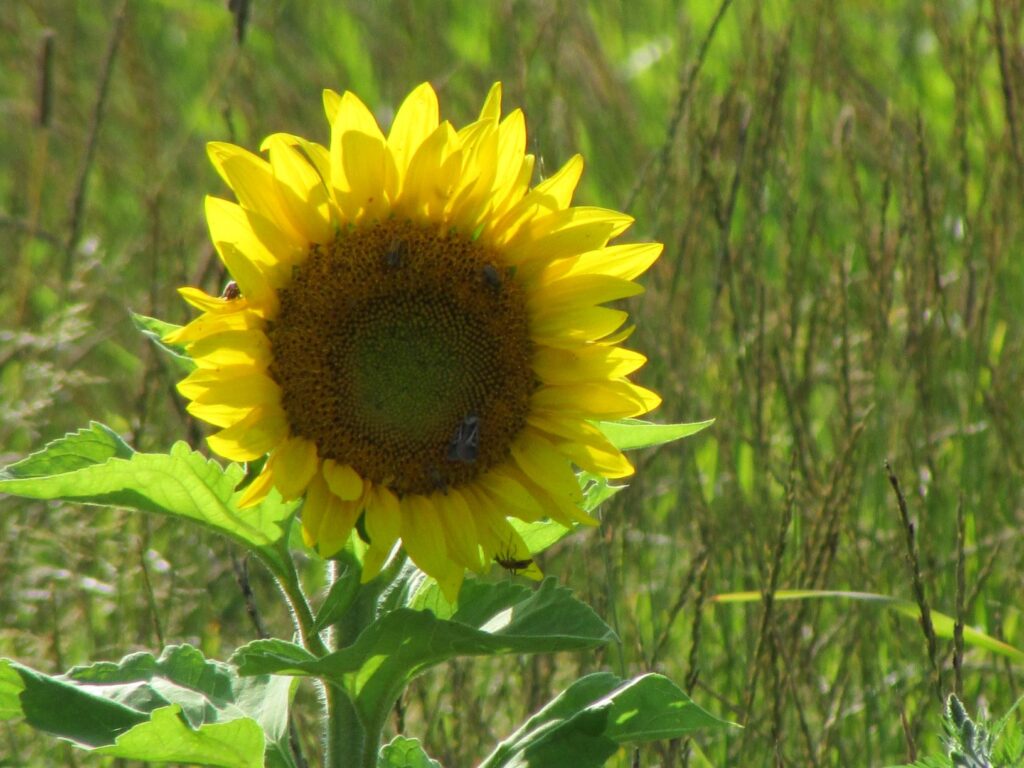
[330,91,391,220]
[262,132,333,191]
[322,459,364,501]
[205,198,280,310]
[395,122,461,218]
[476,469,546,522]
[207,142,304,242]
[534,154,584,208]
[486,109,528,219]
[532,381,661,419]
[447,120,498,229]
[387,82,439,197]
[188,329,272,370]
[163,307,263,346]
[600,323,636,345]
[206,196,303,279]
[301,471,331,548]
[238,462,276,509]
[468,496,544,580]
[438,490,484,571]
[267,437,319,501]
[361,483,402,580]
[317,494,363,557]
[262,134,334,244]
[186,372,279,428]
[206,406,288,462]
[506,207,634,268]
[532,345,646,385]
[177,365,265,399]
[528,275,644,316]
[506,463,596,528]
[400,495,451,582]
[543,242,664,283]
[323,89,342,124]
[478,82,502,122]
[526,413,634,478]
[510,431,583,506]
[175,286,249,314]
[531,307,629,346]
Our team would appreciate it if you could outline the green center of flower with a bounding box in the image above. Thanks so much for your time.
[268,219,534,495]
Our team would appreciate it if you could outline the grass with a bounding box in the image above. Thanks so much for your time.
[3,0,1024,765]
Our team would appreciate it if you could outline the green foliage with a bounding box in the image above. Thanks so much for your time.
[0,424,299,576]
[378,737,443,768]
[0,645,290,768]
[895,694,1024,768]
[479,672,728,767]
[234,577,618,747]
[596,417,714,451]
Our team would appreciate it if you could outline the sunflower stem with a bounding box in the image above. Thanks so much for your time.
[325,681,369,768]
[273,555,328,657]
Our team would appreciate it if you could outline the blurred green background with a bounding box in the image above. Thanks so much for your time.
[3,0,1024,765]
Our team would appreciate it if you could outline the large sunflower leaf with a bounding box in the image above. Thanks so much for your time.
[478,672,733,768]
[596,417,715,450]
[0,425,298,576]
[90,706,264,768]
[233,578,614,731]
[0,645,290,768]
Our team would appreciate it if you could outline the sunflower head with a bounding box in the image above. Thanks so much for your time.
[167,82,661,600]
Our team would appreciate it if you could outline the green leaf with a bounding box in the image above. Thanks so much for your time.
[479,672,732,767]
[0,427,298,576]
[1,646,285,767]
[131,311,195,372]
[378,736,443,768]
[313,560,362,633]
[710,589,1024,664]
[0,659,149,747]
[2,422,134,478]
[579,471,626,512]
[233,578,615,749]
[92,705,264,768]
[596,418,715,450]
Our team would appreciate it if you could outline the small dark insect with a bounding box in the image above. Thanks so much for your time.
[427,465,448,495]
[494,547,533,575]
[222,280,241,300]
[447,413,480,463]
[384,238,408,269]
[482,263,502,290]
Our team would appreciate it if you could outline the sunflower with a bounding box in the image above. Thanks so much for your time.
[167,83,661,600]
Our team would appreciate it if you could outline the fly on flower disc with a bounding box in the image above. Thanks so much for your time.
[384,238,407,269]
[482,263,502,291]
[447,413,480,463]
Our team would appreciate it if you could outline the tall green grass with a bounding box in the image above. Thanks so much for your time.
[3,1,1023,764]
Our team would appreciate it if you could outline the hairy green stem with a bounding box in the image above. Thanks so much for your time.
[325,682,367,768]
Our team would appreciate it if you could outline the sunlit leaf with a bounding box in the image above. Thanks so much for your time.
[0,427,298,576]
[233,578,615,744]
[479,672,732,767]
[0,646,287,768]
[596,418,715,451]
